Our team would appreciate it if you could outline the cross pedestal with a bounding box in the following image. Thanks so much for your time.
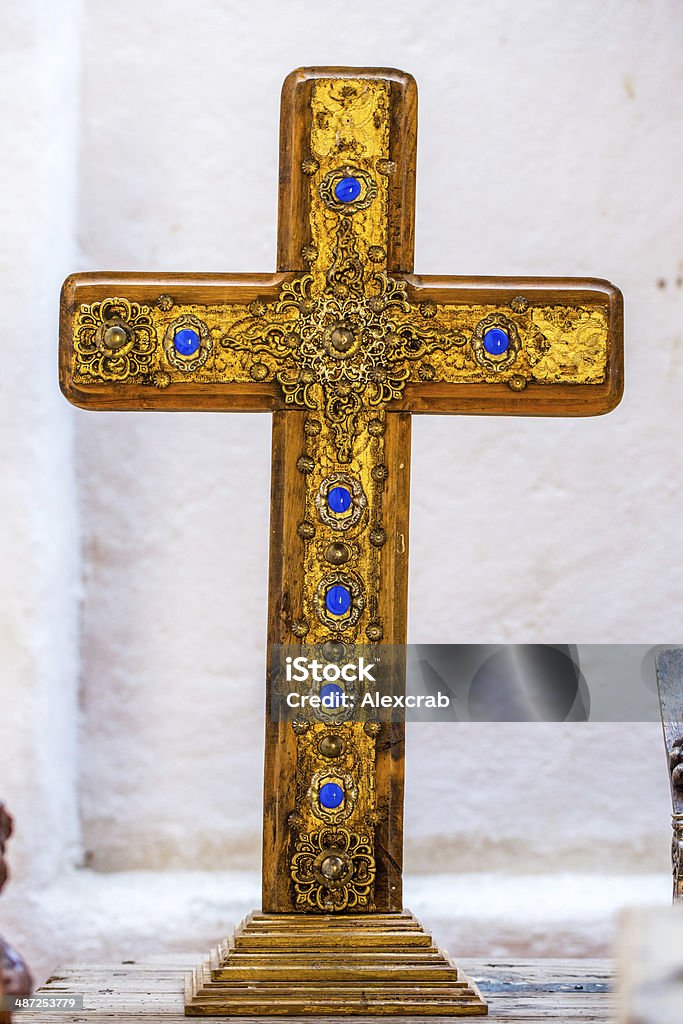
[60,67,623,1017]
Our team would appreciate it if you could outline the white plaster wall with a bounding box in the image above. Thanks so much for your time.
[0,0,82,885]
[72,0,682,874]
[0,0,681,986]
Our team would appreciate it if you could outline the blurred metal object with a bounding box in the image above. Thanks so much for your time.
[0,803,33,1024]
[655,648,683,903]
[0,805,11,895]
[412,644,589,722]
[616,906,683,1024]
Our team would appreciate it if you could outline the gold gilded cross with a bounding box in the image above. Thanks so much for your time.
[60,67,622,1017]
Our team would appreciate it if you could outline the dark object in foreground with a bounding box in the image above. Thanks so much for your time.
[0,804,33,1024]
[656,648,683,902]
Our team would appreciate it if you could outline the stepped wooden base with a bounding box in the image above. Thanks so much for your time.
[185,910,487,1016]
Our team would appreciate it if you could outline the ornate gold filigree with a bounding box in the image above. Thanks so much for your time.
[471,313,521,372]
[308,768,358,823]
[291,712,378,912]
[319,165,378,214]
[313,570,364,630]
[291,826,376,912]
[315,472,367,530]
[163,313,212,372]
[74,298,156,381]
[221,218,448,461]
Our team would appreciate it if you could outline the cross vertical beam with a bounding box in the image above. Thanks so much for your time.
[263,69,418,914]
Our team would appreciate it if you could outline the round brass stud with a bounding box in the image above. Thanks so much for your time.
[376,158,396,176]
[304,419,321,436]
[370,527,386,547]
[330,324,355,352]
[297,455,314,474]
[297,520,315,541]
[508,374,528,392]
[320,855,346,880]
[322,640,346,662]
[249,361,269,381]
[372,464,389,482]
[325,541,350,565]
[103,325,128,350]
[368,418,385,437]
[319,734,344,759]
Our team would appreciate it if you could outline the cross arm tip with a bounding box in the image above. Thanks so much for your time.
[283,66,416,92]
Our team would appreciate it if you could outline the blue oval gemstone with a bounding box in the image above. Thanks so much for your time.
[174,327,200,356]
[335,176,362,203]
[328,486,352,514]
[320,682,344,708]
[319,782,344,809]
[483,327,509,355]
[326,585,351,616]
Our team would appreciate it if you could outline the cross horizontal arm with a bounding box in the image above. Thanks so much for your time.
[60,268,622,417]
[59,271,293,411]
[394,273,623,416]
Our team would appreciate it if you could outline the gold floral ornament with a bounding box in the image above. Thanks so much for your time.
[74,297,156,381]
[291,826,376,912]
[220,218,449,461]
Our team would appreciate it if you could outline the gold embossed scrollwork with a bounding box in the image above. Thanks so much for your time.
[222,229,449,461]
[291,826,376,912]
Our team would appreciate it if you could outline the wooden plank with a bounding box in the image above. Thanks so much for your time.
[25,958,613,1021]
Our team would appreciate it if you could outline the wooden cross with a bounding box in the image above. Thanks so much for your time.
[60,66,623,1017]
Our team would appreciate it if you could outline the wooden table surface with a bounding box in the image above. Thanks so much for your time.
[21,956,614,1022]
